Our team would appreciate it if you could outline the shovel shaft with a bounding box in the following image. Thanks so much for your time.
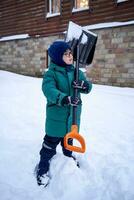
[64,33,86,153]
[72,43,80,125]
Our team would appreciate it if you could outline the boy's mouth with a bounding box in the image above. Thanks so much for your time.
[69,58,73,62]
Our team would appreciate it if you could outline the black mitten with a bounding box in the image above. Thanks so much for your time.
[62,96,82,106]
[72,80,89,91]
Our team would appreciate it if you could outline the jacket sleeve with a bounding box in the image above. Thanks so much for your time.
[79,70,92,94]
[42,70,67,106]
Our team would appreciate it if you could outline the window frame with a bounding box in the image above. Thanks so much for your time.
[46,0,61,18]
[72,0,89,13]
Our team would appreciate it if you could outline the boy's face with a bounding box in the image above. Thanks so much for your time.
[63,50,73,65]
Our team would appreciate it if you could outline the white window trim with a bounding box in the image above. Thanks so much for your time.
[117,0,129,3]
[72,7,89,13]
[46,12,60,18]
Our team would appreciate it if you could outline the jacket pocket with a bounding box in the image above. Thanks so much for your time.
[46,105,69,122]
[47,104,56,108]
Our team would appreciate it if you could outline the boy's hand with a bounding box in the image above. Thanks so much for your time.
[62,96,81,106]
[72,80,89,90]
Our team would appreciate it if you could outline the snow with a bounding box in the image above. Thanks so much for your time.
[66,21,97,44]
[63,20,134,36]
[117,0,129,3]
[66,21,83,41]
[83,20,134,30]
[0,70,134,200]
[0,34,29,42]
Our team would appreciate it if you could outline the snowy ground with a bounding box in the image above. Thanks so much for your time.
[0,70,134,200]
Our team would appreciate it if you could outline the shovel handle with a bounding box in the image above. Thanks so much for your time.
[64,125,86,153]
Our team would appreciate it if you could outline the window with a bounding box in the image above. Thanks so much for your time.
[73,0,89,10]
[46,0,61,18]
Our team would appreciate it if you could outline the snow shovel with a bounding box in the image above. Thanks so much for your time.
[64,34,86,153]
[64,22,97,153]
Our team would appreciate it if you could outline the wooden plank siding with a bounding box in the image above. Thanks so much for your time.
[0,0,134,37]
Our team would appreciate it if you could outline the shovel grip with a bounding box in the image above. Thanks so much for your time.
[64,125,86,153]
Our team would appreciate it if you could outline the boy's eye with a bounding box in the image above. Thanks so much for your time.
[64,51,72,57]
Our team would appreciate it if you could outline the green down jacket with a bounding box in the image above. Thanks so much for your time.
[42,62,92,137]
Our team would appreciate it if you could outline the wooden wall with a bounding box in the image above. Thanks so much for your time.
[0,0,134,37]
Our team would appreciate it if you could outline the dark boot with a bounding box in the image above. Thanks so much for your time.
[61,138,73,157]
[36,135,60,186]
[61,138,80,168]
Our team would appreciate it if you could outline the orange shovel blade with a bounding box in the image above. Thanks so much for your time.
[64,125,86,153]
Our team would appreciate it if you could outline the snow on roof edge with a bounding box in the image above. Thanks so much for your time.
[83,20,134,30]
[0,34,30,42]
[1,20,134,42]
[63,20,134,35]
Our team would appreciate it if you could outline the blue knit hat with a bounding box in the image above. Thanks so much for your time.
[48,41,71,67]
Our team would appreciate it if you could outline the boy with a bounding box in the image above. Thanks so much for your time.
[36,41,92,186]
